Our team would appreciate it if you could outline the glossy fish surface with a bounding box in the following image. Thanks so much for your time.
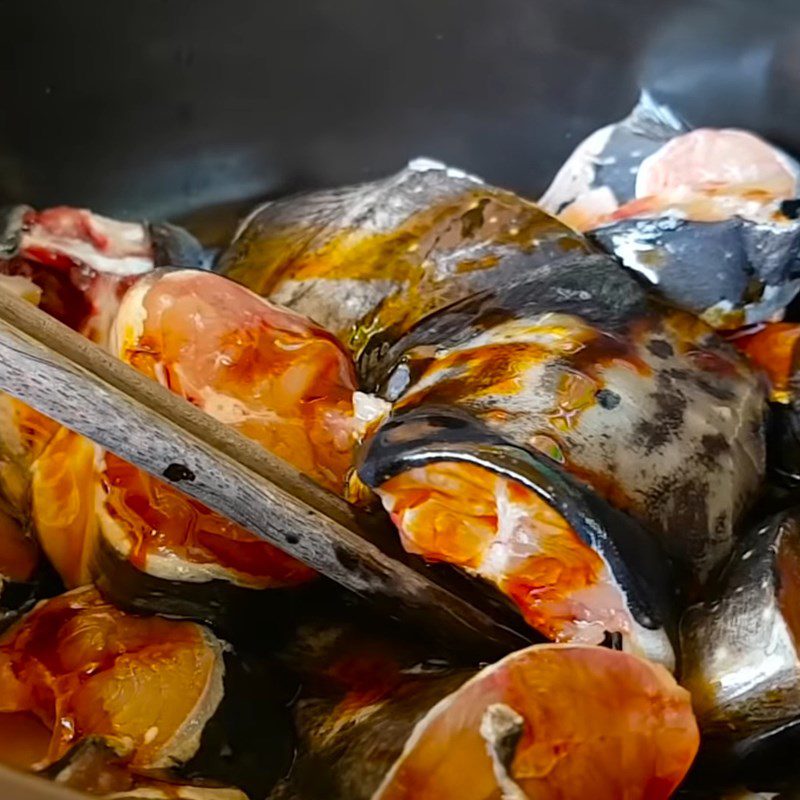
[681,507,800,743]
[374,644,698,800]
[0,586,225,771]
[217,159,591,356]
[0,587,294,799]
[29,270,376,629]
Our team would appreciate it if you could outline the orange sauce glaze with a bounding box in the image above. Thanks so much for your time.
[103,452,316,585]
[223,187,591,351]
[732,322,800,403]
[379,462,631,645]
[394,316,651,447]
[0,394,61,519]
[30,428,99,588]
[0,507,39,583]
[30,427,315,589]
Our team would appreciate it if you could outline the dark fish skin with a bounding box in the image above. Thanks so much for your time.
[590,216,800,329]
[357,405,675,642]
[178,650,297,800]
[681,508,800,751]
[216,159,592,356]
[91,528,312,645]
[267,611,473,800]
[359,251,648,384]
[0,206,208,628]
[768,400,800,486]
[148,219,207,269]
[540,93,800,328]
[360,253,766,586]
[0,558,63,635]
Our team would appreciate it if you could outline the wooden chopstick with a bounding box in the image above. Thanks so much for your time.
[0,288,530,655]
[0,765,87,800]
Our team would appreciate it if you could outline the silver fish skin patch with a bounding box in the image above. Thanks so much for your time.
[681,508,800,741]
[217,158,591,354]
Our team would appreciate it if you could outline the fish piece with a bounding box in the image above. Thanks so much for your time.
[680,507,800,761]
[217,158,591,357]
[359,254,766,591]
[113,270,360,494]
[29,427,315,631]
[359,407,675,667]
[540,93,800,329]
[0,587,294,799]
[0,205,204,344]
[0,206,203,526]
[373,645,697,800]
[272,619,698,800]
[732,322,800,485]
[29,270,371,631]
[0,586,224,770]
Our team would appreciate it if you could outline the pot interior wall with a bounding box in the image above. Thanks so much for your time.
[2,0,800,226]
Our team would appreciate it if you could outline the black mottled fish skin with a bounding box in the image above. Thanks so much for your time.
[360,251,765,584]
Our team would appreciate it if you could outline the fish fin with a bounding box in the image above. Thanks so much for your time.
[625,89,690,140]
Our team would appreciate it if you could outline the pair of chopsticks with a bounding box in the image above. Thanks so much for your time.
[0,288,530,654]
